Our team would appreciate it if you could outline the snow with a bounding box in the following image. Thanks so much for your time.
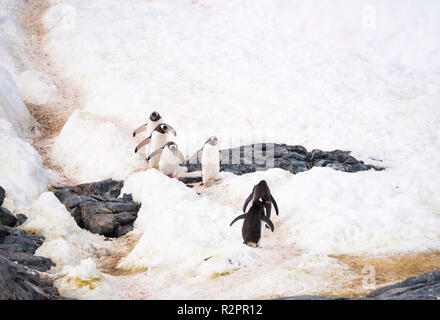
[1,0,439,299]
[51,110,145,183]
[16,70,57,105]
[0,118,48,213]
[0,0,51,214]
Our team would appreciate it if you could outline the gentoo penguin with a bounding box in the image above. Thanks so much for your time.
[147,142,187,178]
[243,180,279,221]
[132,111,164,157]
[187,136,221,188]
[230,196,275,248]
[135,123,177,168]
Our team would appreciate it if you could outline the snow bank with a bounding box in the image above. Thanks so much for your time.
[0,118,47,213]
[52,110,145,183]
[118,170,261,277]
[22,192,113,297]
[220,168,440,255]
[0,0,53,214]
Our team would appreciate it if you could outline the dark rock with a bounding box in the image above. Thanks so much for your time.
[70,207,82,227]
[122,193,133,202]
[81,212,116,236]
[114,212,137,225]
[367,271,440,300]
[16,214,28,226]
[178,177,203,184]
[0,207,17,227]
[0,255,61,300]
[54,179,139,238]
[0,186,5,206]
[184,143,382,177]
[1,252,52,272]
[65,195,96,208]
[73,179,124,198]
[280,271,440,300]
[78,201,112,216]
[105,202,137,213]
[108,223,133,238]
[0,225,53,272]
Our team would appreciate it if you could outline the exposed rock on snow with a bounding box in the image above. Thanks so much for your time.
[0,225,52,272]
[0,255,60,300]
[0,207,17,227]
[367,270,440,300]
[0,186,5,206]
[280,270,440,300]
[185,143,382,177]
[54,179,139,237]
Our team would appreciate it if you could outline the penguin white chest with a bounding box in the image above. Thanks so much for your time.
[201,144,220,183]
[148,132,169,168]
[159,148,180,176]
[145,119,163,155]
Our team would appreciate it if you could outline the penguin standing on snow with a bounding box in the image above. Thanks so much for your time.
[132,111,164,157]
[187,136,221,188]
[147,142,187,178]
[229,196,275,248]
[135,123,177,168]
[243,180,279,220]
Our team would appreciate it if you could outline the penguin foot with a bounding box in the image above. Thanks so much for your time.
[173,176,178,179]
[203,184,208,188]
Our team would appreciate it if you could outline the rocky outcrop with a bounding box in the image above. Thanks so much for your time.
[0,207,17,227]
[0,185,61,300]
[54,179,139,238]
[0,186,5,206]
[0,225,52,272]
[279,271,440,300]
[0,255,60,300]
[367,271,440,300]
[185,143,382,176]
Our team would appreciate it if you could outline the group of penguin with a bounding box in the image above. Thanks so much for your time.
[133,111,279,248]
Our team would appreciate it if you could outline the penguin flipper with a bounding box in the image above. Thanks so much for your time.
[167,124,177,136]
[133,123,147,137]
[229,214,246,227]
[261,215,274,232]
[242,192,253,213]
[270,193,279,216]
[147,148,164,161]
[135,136,152,153]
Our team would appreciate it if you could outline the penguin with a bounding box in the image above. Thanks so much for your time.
[147,142,187,178]
[243,180,279,221]
[132,111,164,157]
[229,196,274,248]
[135,123,177,168]
[187,136,221,188]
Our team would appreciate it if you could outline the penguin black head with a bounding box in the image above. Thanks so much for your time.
[168,142,177,152]
[160,124,168,132]
[150,111,161,122]
[208,136,218,145]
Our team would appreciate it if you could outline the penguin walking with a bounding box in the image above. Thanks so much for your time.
[147,142,187,178]
[135,123,177,168]
[230,197,275,248]
[187,136,221,188]
[132,111,163,157]
[243,180,279,221]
